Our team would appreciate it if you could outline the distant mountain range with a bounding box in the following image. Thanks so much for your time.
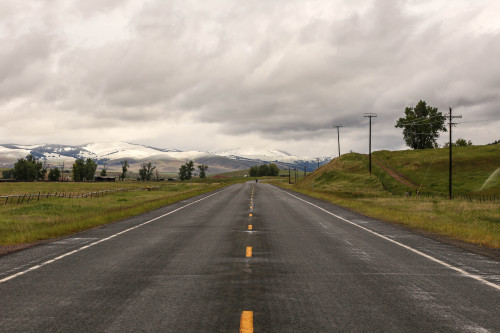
[0,142,331,173]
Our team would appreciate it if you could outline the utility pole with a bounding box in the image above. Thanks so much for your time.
[288,166,291,184]
[364,113,377,175]
[316,158,320,170]
[446,107,462,200]
[333,124,343,157]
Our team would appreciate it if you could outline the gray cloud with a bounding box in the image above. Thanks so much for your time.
[0,0,499,155]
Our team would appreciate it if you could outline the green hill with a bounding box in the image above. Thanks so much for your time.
[277,144,500,249]
[373,144,500,195]
[299,144,500,198]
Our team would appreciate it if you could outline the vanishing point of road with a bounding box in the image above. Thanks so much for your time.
[1,183,499,332]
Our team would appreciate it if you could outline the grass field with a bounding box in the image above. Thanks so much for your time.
[270,146,500,249]
[373,144,500,194]
[0,179,242,246]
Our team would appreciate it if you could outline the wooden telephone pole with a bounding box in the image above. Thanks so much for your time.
[364,113,377,175]
[446,107,462,200]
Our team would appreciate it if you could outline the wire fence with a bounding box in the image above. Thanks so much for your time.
[387,188,498,203]
[1,186,159,205]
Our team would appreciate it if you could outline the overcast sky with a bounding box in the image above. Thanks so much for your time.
[1,0,499,157]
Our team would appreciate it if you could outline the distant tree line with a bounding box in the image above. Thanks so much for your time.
[443,138,472,148]
[249,163,280,177]
[2,155,213,182]
[2,154,47,181]
[487,139,500,145]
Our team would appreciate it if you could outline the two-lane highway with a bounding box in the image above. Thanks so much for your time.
[1,183,499,332]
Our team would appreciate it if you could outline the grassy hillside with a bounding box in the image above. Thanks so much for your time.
[271,145,500,249]
[373,144,500,194]
[299,153,388,198]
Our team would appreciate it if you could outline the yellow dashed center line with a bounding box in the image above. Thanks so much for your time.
[248,225,253,230]
[246,247,252,257]
[249,213,253,217]
[240,311,254,333]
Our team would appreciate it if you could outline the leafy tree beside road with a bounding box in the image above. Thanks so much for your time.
[395,100,446,149]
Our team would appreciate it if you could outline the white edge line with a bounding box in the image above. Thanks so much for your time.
[0,186,234,284]
[271,185,500,291]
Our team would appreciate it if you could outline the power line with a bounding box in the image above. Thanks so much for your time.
[396,114,445,126]
[456,118,500,124]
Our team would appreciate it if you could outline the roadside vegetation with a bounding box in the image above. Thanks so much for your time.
[0,178,244,246]
[270,145,500,249]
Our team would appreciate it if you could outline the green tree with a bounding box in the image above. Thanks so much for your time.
[455,138,472,147]
[72,158,85,181]
[139,162,156,181]
[48,168,61,181]
[12,154,46,181]
[186,161,195,179]
[249,163,280,177]
[2,169,13,179]
[178,161,195,180]
[258,164,269,177]
[120,160,129,180]
[84,158,97,181]
[198,164,208,178]
[178,165,188,180]
[249,166,259,177]
[268,163,280,176]
[100,166,107,176]
[395,100,446,149]
[72,158,97,181]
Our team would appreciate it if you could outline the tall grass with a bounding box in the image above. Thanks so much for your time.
[0,181,238,245]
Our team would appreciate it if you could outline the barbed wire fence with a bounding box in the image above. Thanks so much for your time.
[1,186,159,205]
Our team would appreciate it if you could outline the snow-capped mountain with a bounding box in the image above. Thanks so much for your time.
[208,147,295,161]
[0,142,332,172]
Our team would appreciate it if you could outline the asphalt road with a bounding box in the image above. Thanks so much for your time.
[0,182,499,332]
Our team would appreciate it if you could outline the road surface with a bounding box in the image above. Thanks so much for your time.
[1,182,499,332]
